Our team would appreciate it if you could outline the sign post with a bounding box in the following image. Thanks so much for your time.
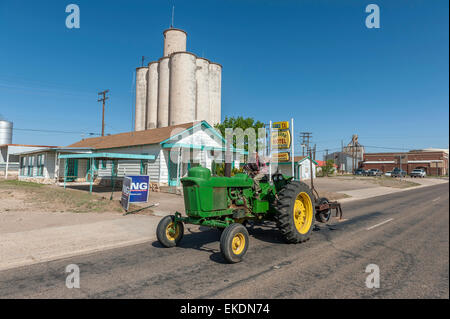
[270,119,295,179]
[291,118,294,179]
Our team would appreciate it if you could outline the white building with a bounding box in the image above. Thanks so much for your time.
[0,144,57,178]
[274,156,318,181]
[17,121,244,187]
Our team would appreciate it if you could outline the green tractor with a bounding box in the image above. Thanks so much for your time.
[157,166,336,263]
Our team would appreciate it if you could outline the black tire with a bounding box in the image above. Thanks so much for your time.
[315,197,332,223]
[220,223,249,263]
[275,181,316,243]
[156,215,184,248]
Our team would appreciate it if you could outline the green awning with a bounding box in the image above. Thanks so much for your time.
[58,152,155,160]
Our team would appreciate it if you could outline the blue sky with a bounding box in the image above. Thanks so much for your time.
[0,0,448,157]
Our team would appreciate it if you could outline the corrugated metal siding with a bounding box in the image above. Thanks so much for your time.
[159,149,169,184]
[45,152,55,178]
[95,144,162,182]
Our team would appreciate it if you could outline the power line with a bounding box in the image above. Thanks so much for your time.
[13,128,101,136]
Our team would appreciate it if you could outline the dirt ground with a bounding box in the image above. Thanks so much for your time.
[0,180,124,214]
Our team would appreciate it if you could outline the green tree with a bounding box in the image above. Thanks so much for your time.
[320,159,336,177]
[214,116,265,152]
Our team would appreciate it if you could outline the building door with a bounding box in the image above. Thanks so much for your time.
[66,159,78,182]
[168,150,180,186]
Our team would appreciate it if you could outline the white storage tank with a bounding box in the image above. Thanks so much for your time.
[209,62,222,126]
[163,28,187,57]
[0,120,13,144]
[146,61,159,129]
[157,57,170,128]
[195,58,210,123]
[135,67,148,131]
[169,51,197,126]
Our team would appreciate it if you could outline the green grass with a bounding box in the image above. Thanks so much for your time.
[0,180,44,188]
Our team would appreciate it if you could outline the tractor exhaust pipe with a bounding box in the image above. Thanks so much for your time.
[224,163,232,177]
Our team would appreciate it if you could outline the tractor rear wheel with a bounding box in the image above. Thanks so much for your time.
[157,215,184,248]
[220,223,249,263]
[275,181,315,243]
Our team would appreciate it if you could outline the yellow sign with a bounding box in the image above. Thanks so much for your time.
[272,121,289,130]
[272,152,290,162]
[271,130,291,149]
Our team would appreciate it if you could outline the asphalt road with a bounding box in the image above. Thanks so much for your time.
[0,183,448,299]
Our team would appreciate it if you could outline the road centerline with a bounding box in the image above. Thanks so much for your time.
[366,218,394,231]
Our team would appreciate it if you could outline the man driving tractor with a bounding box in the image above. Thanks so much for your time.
[244,152,268,196]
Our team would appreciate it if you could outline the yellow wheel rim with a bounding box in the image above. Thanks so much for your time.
[231,233,246,255]
[165,222,180,241]
[293,192,313,234]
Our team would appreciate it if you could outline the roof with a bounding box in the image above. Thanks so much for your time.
[59,153,155,160]
[316,160,338,168]
[0,144,58,148]
[276,156,319,166]
[67,122,195,150]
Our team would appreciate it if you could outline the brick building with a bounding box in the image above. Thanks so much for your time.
[362,150,448,176]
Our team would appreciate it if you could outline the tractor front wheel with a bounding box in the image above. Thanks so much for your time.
[157,215,184,248]
[220,223,249,263]
[275,181,316,243]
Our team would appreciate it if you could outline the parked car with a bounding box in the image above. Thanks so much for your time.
[410,168,426,178]
[385,171,392,177]
[354,168,368,176]
[391,168,407,177]
[367,169,383,176]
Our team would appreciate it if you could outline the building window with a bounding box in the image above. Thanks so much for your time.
[140,160,147,175]
[101,160,107,169]
[27,156,34,176]
[20,157,26,176]
[36,154,44,176]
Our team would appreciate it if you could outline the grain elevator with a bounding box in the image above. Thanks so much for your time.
[135,28,222,131]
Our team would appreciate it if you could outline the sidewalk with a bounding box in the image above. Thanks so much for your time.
[338,178,448,203]
[0,213,160,271]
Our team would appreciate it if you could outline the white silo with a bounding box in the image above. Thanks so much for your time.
[163,28,187,57]
[169,51,197,126]
[209,63,222,126]
[0,120,13,144]
[135,67,148,131]
[157,57,170,128]
[195,58,210,123]
[146,61,159,129]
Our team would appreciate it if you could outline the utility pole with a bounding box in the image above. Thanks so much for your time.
[300,132,312,157]
[324,149,329,161]
[98,90,109,137]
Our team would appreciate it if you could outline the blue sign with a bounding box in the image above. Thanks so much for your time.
[127,175,150,203]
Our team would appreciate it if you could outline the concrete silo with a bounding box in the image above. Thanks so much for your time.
[157,57,170,128]
[146,61,159,129]
[0,120,13,144]
[163,28,187,57]
[135,67,148,131]
[169,52,197,126]
[195,58,210,123]
[209,63,222,126]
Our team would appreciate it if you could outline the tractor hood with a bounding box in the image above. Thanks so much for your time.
[181,166,253,188]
